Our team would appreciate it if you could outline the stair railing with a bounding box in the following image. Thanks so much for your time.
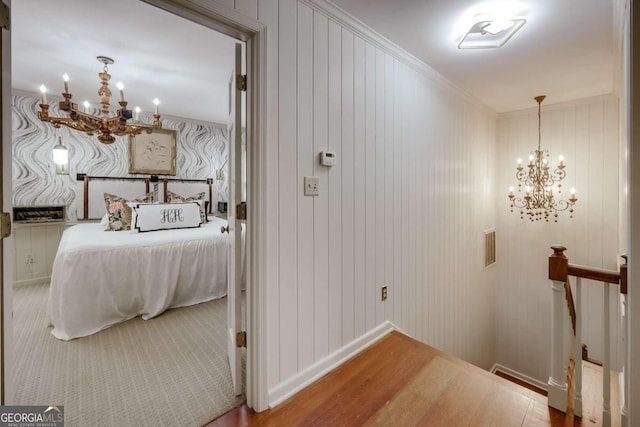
[548,246,627,427]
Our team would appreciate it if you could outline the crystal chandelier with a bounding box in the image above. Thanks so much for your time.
[37,56,162,144]
[507,96,577,222]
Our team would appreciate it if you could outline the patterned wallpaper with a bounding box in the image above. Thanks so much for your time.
[12,95,228,220]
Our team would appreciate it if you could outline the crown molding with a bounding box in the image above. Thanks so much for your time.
[497,93,618,120]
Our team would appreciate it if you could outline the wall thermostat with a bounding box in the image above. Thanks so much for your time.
[321,151,337,166]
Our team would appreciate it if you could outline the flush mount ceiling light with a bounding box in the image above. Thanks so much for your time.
[458,17,526,49]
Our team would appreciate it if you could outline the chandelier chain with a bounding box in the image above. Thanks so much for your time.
[534,94,545,152]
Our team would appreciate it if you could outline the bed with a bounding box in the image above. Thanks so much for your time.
[47,175,240,341]
[47,217,230,340]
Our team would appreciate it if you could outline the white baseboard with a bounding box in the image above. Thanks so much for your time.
[490,363,548,392]
[268,321,396,407]
[13,277,50,288]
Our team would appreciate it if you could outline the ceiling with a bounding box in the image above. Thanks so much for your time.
[331,0,615,113]
[12,0,238,124]
[12,1,615,118]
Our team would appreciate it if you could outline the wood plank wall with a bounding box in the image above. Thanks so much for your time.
[209,0,258,20]
[496,95,621,383]
[212,0,625,404]
[258,0,498,398]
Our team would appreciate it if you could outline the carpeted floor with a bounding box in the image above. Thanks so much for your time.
[13,283,245,427]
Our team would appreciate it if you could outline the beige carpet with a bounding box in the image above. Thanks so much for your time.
[13,283,245,427]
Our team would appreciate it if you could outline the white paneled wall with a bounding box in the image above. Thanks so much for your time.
[208,0,258,20]
[259,0,498,398]
[496,95,621,383]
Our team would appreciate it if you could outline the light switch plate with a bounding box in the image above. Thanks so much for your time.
[304,176,319,196]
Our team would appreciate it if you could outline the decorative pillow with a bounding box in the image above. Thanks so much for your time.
[131,202,202,232]
[128,201,155,233]
[166,191,207,223]
[104,192,154,231]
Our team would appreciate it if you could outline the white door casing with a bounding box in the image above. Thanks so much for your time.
[0,0,12,405]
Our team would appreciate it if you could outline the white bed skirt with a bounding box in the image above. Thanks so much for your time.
[48,217,231,340]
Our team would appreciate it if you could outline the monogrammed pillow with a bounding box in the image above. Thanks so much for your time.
[131,202,202,232]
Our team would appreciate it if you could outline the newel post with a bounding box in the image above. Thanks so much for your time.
[548,245,569,412]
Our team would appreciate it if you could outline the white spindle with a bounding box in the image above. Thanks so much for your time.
[574,277,583,417]
[603,282,611,427]
[621,293,629,427]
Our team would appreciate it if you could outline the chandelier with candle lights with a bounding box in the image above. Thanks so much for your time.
[37,56,161,144]
[507,96,578,222]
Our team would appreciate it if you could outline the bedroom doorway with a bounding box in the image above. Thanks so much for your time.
[3,1,258,422]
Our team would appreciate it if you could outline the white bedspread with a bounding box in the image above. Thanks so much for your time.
[48,217,230,340]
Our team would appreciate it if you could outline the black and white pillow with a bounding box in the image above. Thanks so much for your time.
[131,202,202,232]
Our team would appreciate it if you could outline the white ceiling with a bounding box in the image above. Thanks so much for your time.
[12,0,238,124]
[331,0,615,112]
[12,1,615,118]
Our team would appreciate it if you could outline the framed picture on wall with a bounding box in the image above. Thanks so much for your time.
[129,128,177,175]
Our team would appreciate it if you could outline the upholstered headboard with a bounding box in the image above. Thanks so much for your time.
[160,178,213,206]
[79,174,213,220]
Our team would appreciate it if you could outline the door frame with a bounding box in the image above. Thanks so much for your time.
[139,0,268,411]
[0,0,12,406]
[630,0,640,423]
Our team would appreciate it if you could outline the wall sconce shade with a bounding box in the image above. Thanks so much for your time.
[53,136,69,175]
[216,168,225,180]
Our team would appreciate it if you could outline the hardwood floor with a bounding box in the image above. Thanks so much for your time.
[210,331,623,426]
[576,361,621,427]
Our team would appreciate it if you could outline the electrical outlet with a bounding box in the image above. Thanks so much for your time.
[381,285,388,301]
[304,176,320,196]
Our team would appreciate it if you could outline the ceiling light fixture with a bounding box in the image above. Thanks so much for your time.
[458,17,525,49]
[482,19,513,35]
[508,96,577,222]
[38,56,162,144]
